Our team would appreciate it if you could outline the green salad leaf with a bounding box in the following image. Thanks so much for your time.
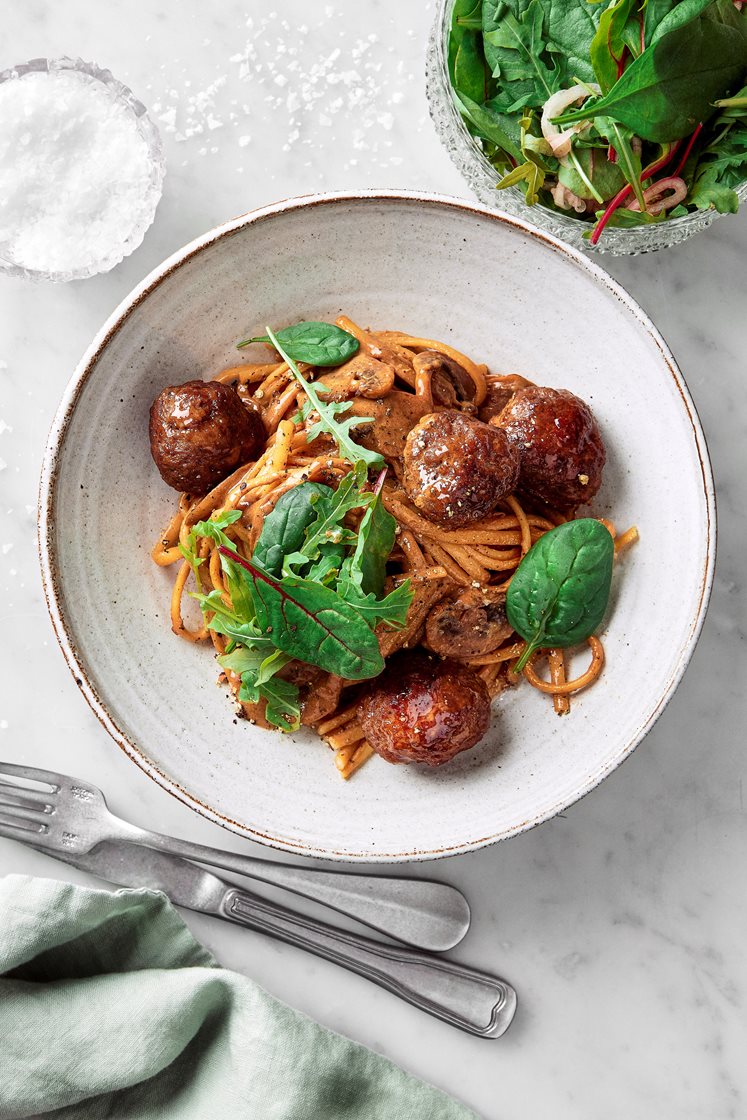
[506,519,614,672]
[238,321,359,367]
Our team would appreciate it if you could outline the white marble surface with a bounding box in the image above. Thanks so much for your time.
[1,2,746,1117]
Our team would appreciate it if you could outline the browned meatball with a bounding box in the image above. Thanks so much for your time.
[358,652,491,767]
[425,587,513,659]
[150,380,264,495]
[402,411,520,528]
[494,386,605,511]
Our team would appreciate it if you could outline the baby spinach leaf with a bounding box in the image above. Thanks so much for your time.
[593,116,646,207]
[545,0,599,86]
[219,546,384,680]
[239,321,359,367]
[347,491,397,598]
[554,15,747,141]
[557,143,627,201]
[252,482,333,576]
[450,0,485,78]
[506,519,614,672]
[648,0,717,44]
[267,326,384,470]
[454,28,492,103]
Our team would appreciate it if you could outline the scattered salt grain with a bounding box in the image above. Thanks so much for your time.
[0,64,163,277]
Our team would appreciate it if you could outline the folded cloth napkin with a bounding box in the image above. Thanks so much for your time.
[0,875,476,1120]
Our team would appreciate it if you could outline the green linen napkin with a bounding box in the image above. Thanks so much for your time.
[0,874,476,1120]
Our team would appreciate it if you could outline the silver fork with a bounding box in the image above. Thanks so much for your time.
[0,761,470,951]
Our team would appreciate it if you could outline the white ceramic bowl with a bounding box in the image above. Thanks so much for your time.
[39,191,715,862]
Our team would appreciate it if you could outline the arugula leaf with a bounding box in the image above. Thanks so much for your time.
[496,157,545,203]
[266,326,384,470]
[191,589,269,648]
[219,546,384,680]
[219,645,300,731]
[179,508,242,573]
[238,321,359,367]
[255,677,302,732]
[484,0,559,110]
[337,574,413,629]
[554,11,747,141]
[681,85,747,212]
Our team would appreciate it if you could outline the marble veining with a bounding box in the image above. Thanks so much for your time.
[1,2,746,1117]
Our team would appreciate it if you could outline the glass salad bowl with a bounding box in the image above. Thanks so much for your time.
[425,0,747,256]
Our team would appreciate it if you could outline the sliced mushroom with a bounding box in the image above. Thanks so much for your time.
[413,350,476,412]
[424,587,514,659]
[356,334,417,388]
[343,391,431,461]
[315,353,395,401]
[278,662,344,726]
[376,577,453,658]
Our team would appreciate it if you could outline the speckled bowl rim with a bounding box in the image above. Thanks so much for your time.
[37,190,717,863]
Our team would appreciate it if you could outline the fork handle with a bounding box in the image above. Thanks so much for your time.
[121,826,470,952]
[220,886,516,1038]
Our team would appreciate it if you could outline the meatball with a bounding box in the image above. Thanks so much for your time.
[150,380,264,495]
[494,386,605,511]
[425,587,513,660]
[358,652,491,767]
[402,411,520,528]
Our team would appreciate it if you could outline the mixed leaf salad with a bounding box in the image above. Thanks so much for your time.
[448,0,747,242]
